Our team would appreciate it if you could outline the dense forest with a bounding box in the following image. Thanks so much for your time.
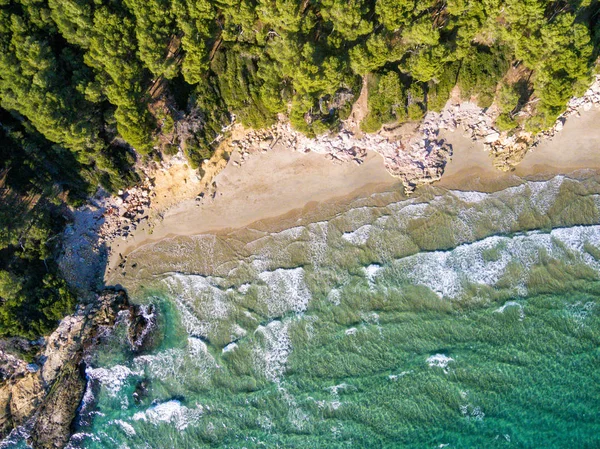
[1,0,600,339]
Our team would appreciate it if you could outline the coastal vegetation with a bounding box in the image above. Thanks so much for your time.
[1,0,600,338]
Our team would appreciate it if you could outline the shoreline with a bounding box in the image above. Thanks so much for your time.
[105,147,400,277]
[104,104,600,283]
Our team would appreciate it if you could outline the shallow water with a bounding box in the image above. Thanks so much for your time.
[7,172,600,448]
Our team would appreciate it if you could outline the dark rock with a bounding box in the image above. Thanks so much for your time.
[132,379,150,404]
[127,304,158,353]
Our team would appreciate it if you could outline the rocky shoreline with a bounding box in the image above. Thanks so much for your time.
[230,75,600,193]
[0,289,157,448]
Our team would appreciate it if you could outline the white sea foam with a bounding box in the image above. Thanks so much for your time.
[427,354,454,369]
[275,225,306,240]
[390,225,600,298]
[389,371,413,381]
[134,348,189,381]
[86,365,140,397]
[451,190,489,203]
[238,283,251,293]
[528,176,563,212]
[165,274,230,319]
[308,221,329,265]
[253,320,291,382]
[133,400,204,431]
[187,337,208,355]
[111,420,136,436]
[495,301,525,320]
[363,264,382,283]
[327,288,341,305]
[258,267,311,316]
[222,342,237,353]
[388,201,429,224]
[341,224,372,245]
[163,273,232,338]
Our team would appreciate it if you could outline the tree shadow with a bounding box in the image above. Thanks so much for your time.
[58,189,112,303]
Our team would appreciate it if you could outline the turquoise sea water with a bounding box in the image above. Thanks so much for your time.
[7,173,600,448]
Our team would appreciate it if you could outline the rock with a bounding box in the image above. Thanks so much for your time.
[10,373,44,424]
[41,316,85,387]
[0,290,129,445]
[0,384,13,438]
[29,361,86,449]
[484,132,500,143]
[127,304,158,353]
[555,119,564,132]
[132,379,150,404]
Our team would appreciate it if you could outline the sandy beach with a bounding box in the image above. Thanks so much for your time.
[440,104,600,190]
[105,106,600,280]
[106,144,399,275]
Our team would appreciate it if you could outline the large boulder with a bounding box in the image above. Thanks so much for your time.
[29,361,86,449]
[9,374,44,424]
[0,384,12,437]
[41,316,85,387]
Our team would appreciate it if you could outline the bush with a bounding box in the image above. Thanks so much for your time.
[458,45,510,108]
[407,103,425,121]
[360,72,406,133]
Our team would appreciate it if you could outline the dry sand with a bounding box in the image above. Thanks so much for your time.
[105,106,600,279]
[439,106,600,190]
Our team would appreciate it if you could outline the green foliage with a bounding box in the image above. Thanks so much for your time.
[350,34,403,75]
[0,162,77,338]
[172,0,214,84]
[426,62,460,112]
[124,0,179,79]
[319,0,373,43]
[2,0,598,161]
[494,82,522,131]
[211,47,275,129]
[407,102,425,121]
[495,113,518,132]
[361,72,406,133]
[457,45,510,108]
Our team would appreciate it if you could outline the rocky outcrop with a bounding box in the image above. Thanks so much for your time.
[0,385,12,436]
[30,361,86,449]
[0,289,129,447]
[127,304,158,353]
[9,374,44,426]
[40,316,85,387]
[0,371,44,440]
[0,346,44,439]
[230,118,452,194]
